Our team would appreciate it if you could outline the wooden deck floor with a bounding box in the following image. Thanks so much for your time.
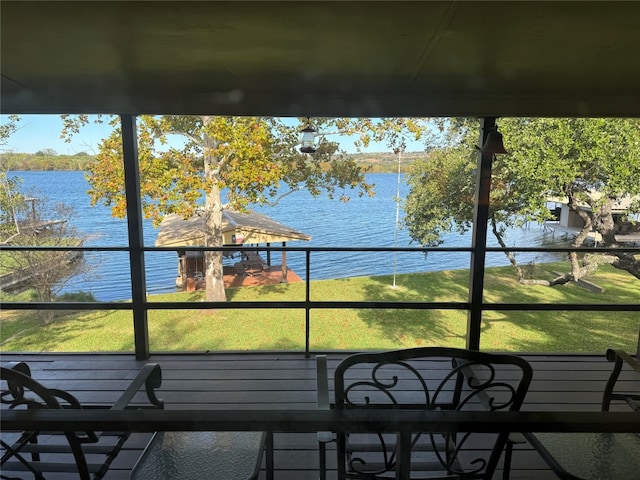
[1,352,637,480]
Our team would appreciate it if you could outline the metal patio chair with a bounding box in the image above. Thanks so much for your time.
[601,348,640,412]
[1,361,164,480]
[317,347,533,480]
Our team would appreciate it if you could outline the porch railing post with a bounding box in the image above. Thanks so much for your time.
[121,115,150,360]
[305,249,311,358]
[467,117,496,351]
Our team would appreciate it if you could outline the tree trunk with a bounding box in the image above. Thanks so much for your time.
[491,217,567,286]
[36,282,55,325]
[564,195,640,280]
[566,192,594,283]
[592,198,640,279]
[491,217,525,280]
[594,198,617,246]
[203,116,227,303]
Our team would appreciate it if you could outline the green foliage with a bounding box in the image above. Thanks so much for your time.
[0,172,26,233]
[0,176,88,322]
[404,118,640,252]
[35,148,57,157]
[65,115,430,301]
[72,115,437,225]
[0,150,424,174]
[77,116,390,225]
[500,118,640,204]
[0,152,96,171]
[350,151,426,173]
[404,147,476,245]
[56,291,98,302]
[0,115,20,147]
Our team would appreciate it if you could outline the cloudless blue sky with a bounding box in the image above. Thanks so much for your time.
[1,115,110,155]
[1,114,427,155]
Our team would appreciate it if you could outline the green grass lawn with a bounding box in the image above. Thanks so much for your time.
[1,262,638,354]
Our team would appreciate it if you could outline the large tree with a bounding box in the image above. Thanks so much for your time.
[63,116,429,301]
[404,117,640,284]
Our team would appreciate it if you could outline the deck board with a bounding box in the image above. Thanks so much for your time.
[2,351,638,479]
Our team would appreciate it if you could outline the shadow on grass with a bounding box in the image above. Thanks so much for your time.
[479,309,639,352]
[1,309,135,352]
[354,264,639,353]
[342,272,468,348]
[3,263,637,353]
[149,308,229,352]
[255,336,305,351]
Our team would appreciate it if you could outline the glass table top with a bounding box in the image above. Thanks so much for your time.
[130,431,266,480]
[527,432,640,480]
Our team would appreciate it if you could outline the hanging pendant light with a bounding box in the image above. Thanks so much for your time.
[481,127,508,155]
[299,118,317,154]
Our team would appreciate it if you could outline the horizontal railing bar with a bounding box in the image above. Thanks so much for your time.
[485,247,640,253]
[482,303,640,311]
[1,246,466,253]
[2,245,639,254]
[150,246,473,253]
[0,301,469,310]
[4,302,137,310]
[0,246,131,252]
[2,409,638,434]
[4,302,639,311]
[146,301,470,310]
[151,246,640,253]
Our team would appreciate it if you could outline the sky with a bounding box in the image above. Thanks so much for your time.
[1,115,111,155]
[0,114,427,155]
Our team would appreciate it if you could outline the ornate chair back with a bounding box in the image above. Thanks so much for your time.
[333,347,532,480]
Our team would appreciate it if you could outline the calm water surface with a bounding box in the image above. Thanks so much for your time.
[13,171,564,301]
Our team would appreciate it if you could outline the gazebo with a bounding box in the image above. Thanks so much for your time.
[155,210,311,289]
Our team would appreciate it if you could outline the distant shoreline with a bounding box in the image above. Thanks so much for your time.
[2,151,427,174]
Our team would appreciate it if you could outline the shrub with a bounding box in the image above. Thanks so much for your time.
[56,291,97,302]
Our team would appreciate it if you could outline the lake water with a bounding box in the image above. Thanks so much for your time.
[11,170,565,301]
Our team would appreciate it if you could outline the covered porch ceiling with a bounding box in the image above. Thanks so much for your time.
[2,1,639,117]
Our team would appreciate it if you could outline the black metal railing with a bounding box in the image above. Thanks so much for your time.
[3,244,640,358]
[3,408,639,434]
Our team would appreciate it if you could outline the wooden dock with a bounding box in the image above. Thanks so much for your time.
[224,264,303,288]
[543,222,640,245]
